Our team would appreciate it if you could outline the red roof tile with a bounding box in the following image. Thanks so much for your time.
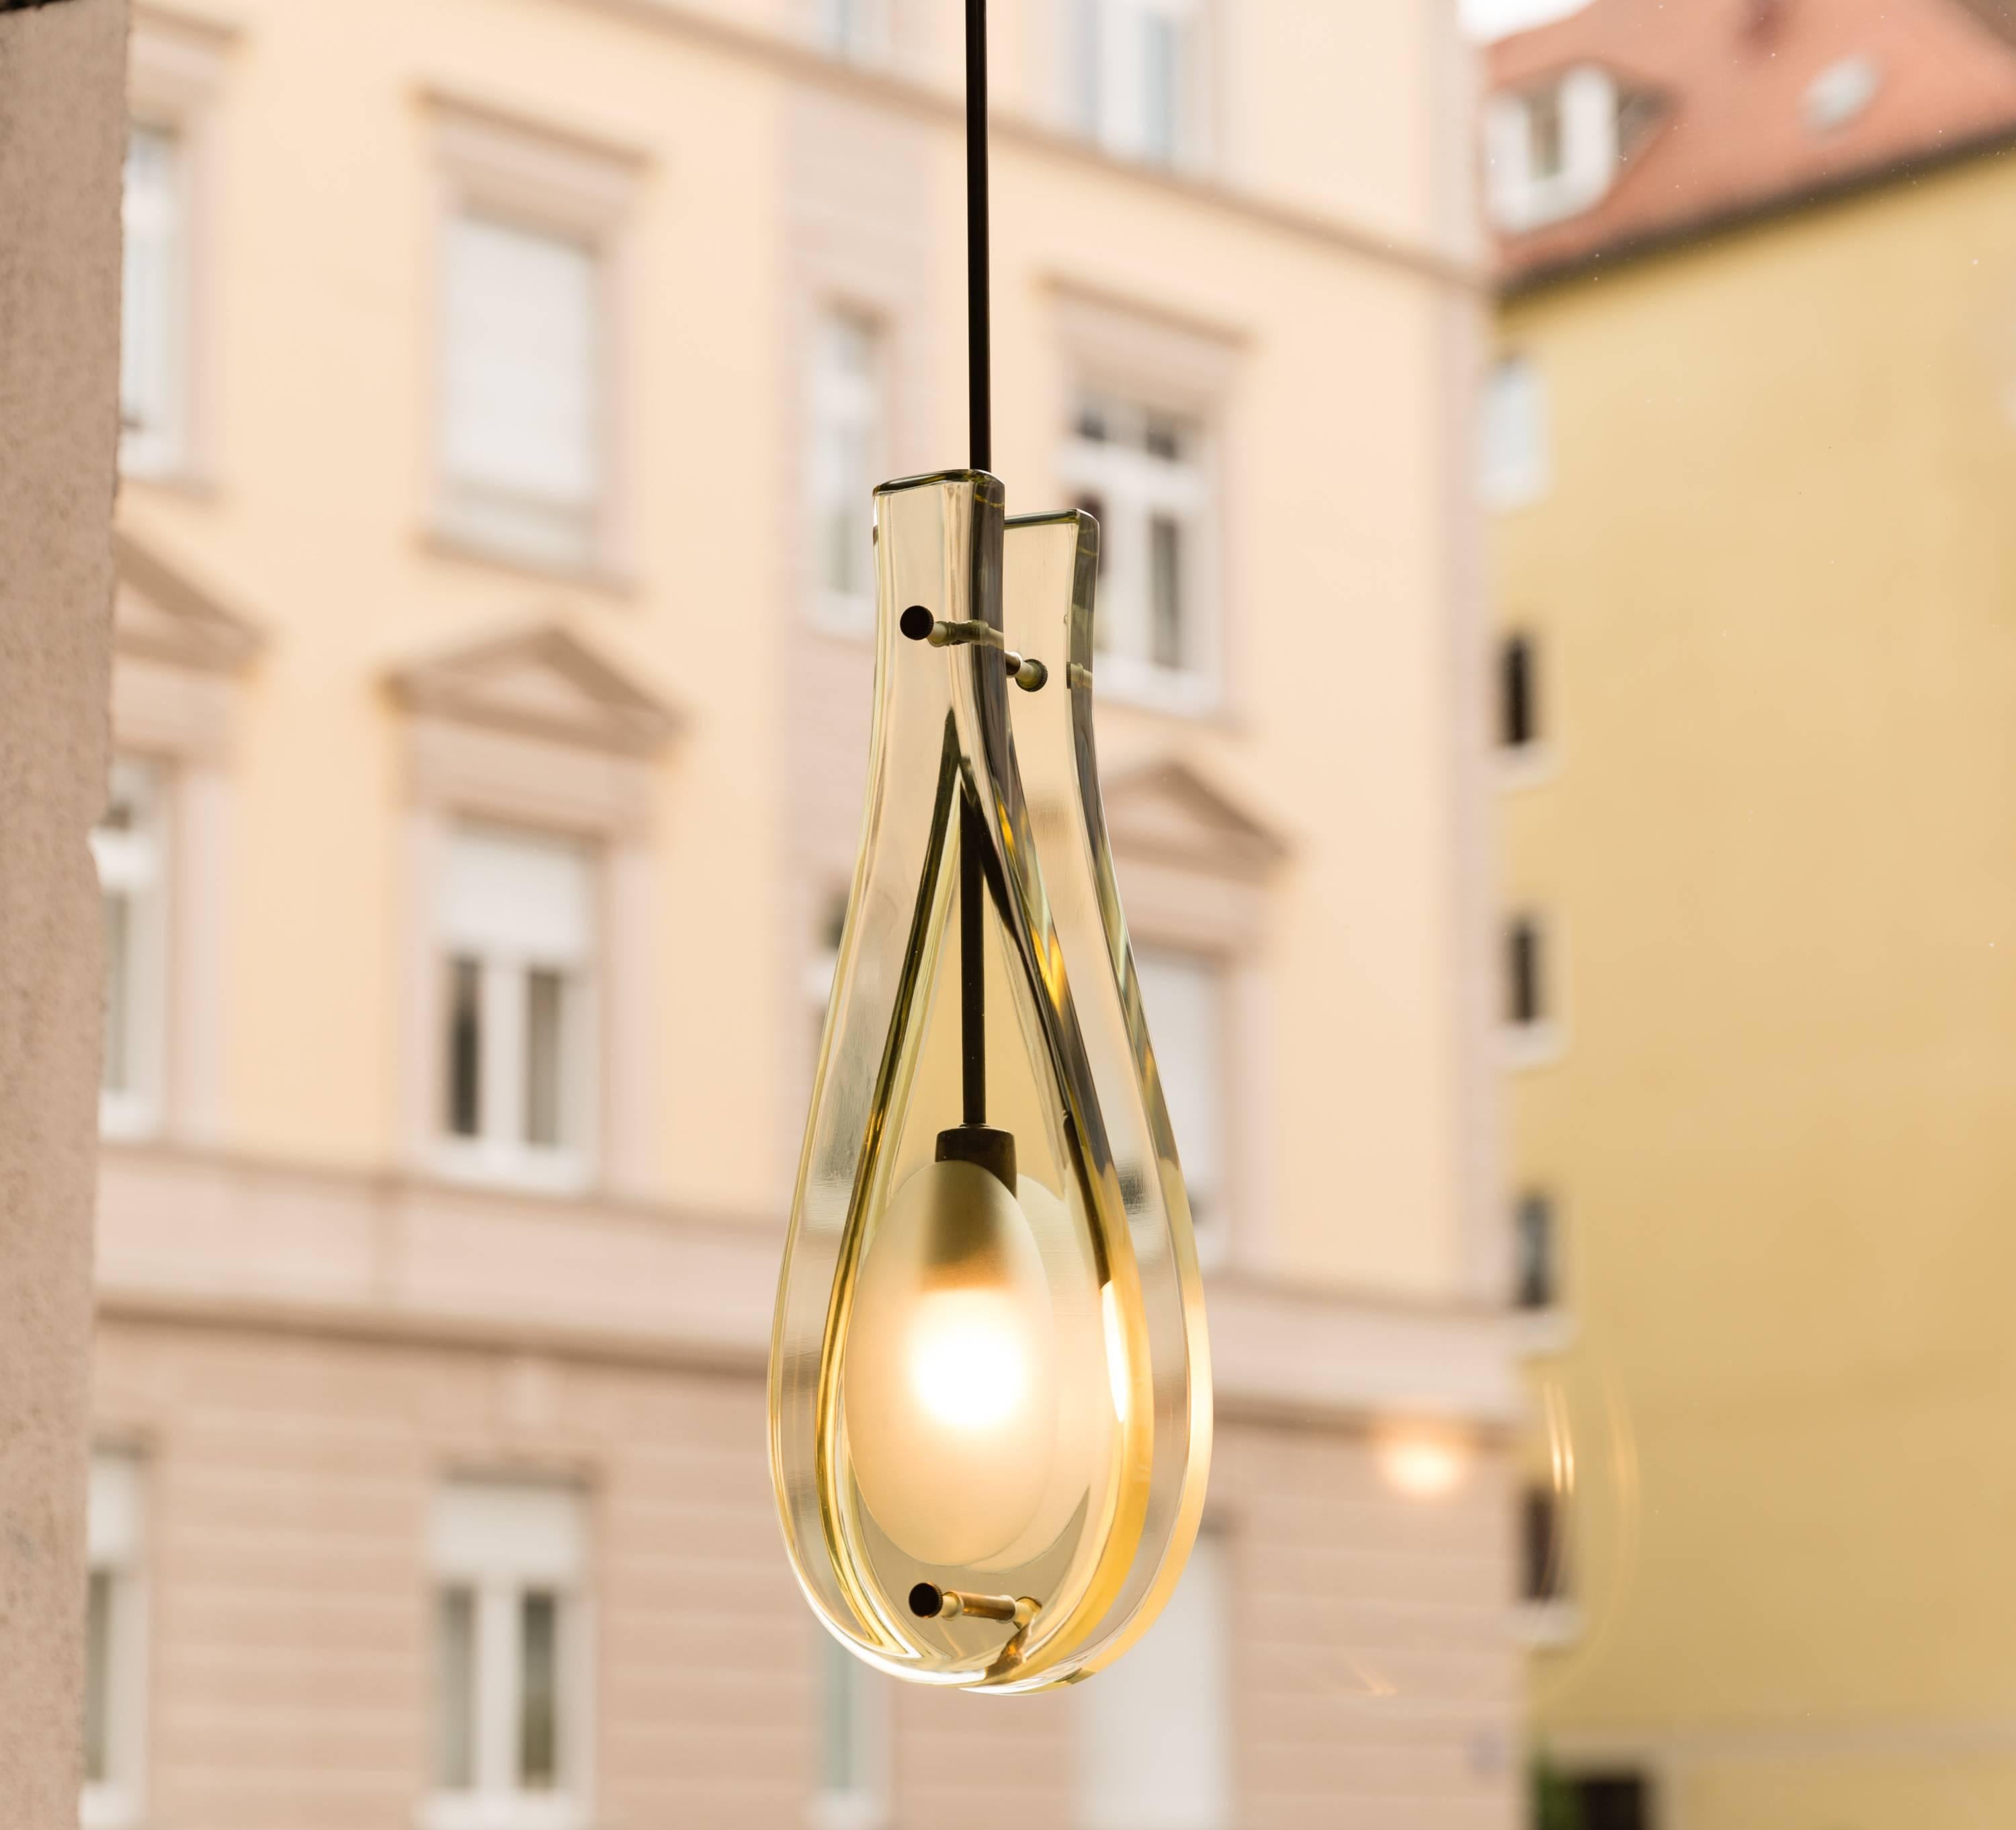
[1488,0,2016,284]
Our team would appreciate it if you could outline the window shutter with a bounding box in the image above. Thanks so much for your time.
[442,827,594,966]
[442,214,601,536]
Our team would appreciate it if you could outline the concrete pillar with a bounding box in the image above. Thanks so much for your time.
[0,0,127,1821]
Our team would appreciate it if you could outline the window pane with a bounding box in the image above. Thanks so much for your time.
[83,1569,113,1785]
[441,214,600,563]
[1507,919,1544,1026]
[820,1632,860,1794]
[1149,513,1187,671]
[519,1590,560,1790]
[1134,948,1224,1231]
[435,1587,476,1790]
[812,309,882,605]
[524,968,567,1149]
[1515,1192,1556,1308]
[103,893,132,1095]
[1501,632,1538,748]
[122,124,181,446]
[1523,1487,1568,1603]
[446,956,482,1138]
[1074,1532,1231,1829]
[1141,12,1183,165]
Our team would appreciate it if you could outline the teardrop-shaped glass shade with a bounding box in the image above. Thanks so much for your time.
[769,471,1212,1691]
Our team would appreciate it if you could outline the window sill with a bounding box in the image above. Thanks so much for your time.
[807,1793,889,1830]
[427,1142,595,1200]
[99,1097,164,1144]
[418,1794,587,1830]
[806,594,876,642]
[81,1784,143,1830]
[1497,743,1558,792]
[423,526,637,599]
[1089,659,1224,721]
[119,456,219,501]
[1512,1599,1583,1649]
[1499,1022,1564,1073]
[1511,1304,1578,1358]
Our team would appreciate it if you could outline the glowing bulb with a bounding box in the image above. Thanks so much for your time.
[843,1161,1058,1567]
[1101,1281,1130,1423]
[909,1289,1033,1431]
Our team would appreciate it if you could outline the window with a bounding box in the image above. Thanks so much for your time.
[1073,1529,1232,1829]
[811,1632,890,1830]
[1505,914,1548,1030]
[1479,355,1550,510]
[92,759,167,1138]
[83,1453,146,1830]
[440,212,604,569]
[1498,631,1541,751]
[1521,1484,1568,1604]
[1572,1774,1652,1830]
[1070,0,1204,167]
[437,825,597,1188]
[428,1481,589,1830]
[1515,1190,1558,1310]
[121,124,187,473]
[1134,946,1228,1263]
[1484,67,1622,232]
[816,0,886,60]
[1061,392,1216,705]
[810,309,886,629]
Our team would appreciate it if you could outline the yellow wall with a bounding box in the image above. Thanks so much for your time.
[1498,149,2016,1823]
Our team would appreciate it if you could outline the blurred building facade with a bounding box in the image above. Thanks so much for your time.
[94,1,1517,1825]
[1482,2,2016,1825]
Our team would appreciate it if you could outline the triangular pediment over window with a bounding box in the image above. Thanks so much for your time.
[388,620,683,757]
[1100,757,1288,879]
[114,528,264,673]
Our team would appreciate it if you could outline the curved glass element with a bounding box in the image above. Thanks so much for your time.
[769,472,1211,1691]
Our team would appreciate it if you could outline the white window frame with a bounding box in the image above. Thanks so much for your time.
[1059,392,1221,714]
[92,757,170,1141]
[428,103,640,583]
[815,0,889,63]
[1132,942,1232,1270]
[1484,67,1620,234]
[123,14,228,483]
[432,823,601,1195]
[809,1632,890,1830]
[82,1452,148,1830]
[1072,1525,1234,1829]
[1066,0,1209,170]
[807,305,888,635]
[1496,626,1558,789]
[426,1480,592,1830]
[1479,353,1551,512]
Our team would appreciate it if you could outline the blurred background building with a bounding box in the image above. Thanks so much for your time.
[91,2,1518,1826]
[1481,1,2016,1826]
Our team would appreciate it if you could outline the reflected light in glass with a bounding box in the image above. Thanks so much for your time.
[1376,1431,1470,1499]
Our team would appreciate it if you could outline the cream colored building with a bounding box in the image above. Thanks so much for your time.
[93,1,1516,1825]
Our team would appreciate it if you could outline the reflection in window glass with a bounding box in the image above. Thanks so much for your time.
[519,1591,560,1789]
[435,1587,477,1789]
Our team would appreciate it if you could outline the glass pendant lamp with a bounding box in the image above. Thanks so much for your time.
[767,0,1211,1692]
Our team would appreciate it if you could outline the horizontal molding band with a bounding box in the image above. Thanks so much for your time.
[97,1142,1521,1428]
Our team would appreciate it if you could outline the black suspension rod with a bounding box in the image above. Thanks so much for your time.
[960,0,991,1129]
[965,0,991,474]
[960,793,986,1126]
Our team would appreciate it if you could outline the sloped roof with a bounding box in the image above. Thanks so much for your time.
[1490,0,2016,286]
[1101,756,1290,876]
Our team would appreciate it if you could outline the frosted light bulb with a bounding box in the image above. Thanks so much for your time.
[842,1160,1058,1568]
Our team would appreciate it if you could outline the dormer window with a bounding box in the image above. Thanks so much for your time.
[1486,67,1623,233]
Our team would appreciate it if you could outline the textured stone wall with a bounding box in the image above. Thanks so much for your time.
[0,0,126,1821]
